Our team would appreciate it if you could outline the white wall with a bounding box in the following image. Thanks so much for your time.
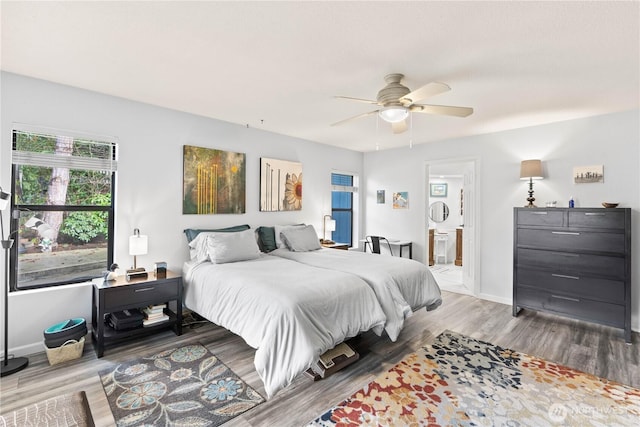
[363,109,640,332]
[2,72,638,356]
[0,72,364,356]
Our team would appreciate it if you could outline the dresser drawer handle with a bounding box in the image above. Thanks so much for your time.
[552,273,579,280]
[553,253,579,257]
[135,287,155,292]
[584,212,606,216]
[531,212,548,215]
[551,231,580,236]
[551,294,580,302]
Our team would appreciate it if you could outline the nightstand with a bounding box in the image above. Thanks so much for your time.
[321,242,350,250]
[91,270,183,357]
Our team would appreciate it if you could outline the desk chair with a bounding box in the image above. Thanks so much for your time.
[365,235,393,256]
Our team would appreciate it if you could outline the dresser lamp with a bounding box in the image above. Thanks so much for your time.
[1,186,29,377]
[519,159,544,208]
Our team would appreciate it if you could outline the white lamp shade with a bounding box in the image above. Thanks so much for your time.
[129,234,148,256]
[379,106,409,123]
[0,189,10,211]
[326,219,336,232]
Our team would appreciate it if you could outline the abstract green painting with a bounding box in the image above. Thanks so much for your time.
[183,145,246,214]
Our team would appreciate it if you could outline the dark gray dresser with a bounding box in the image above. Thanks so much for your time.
[513,207,631,343]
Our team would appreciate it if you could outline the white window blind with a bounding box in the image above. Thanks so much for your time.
[12,126,118,172]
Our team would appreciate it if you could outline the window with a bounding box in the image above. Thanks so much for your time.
[9,126,117,290]
[331,173,357,246]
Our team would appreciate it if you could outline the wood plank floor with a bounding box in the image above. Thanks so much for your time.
[1,291,637,426]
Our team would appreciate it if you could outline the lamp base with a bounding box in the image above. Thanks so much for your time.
[1,356,29,377]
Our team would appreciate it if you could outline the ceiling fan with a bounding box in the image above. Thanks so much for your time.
[332,73,473,134]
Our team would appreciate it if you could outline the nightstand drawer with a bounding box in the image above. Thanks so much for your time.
[517,229,625,254]
[103,281,179,310]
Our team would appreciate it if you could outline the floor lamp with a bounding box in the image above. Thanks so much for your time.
[1,186,29,377]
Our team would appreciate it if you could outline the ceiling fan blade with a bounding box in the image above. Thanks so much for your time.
[410,104,474,117]
[331,110,379,127]
[400,82,450,104]
[334,96,379,105]
[392,120,408,134]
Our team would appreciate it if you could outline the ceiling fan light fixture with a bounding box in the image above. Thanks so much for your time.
[378,106,408,123]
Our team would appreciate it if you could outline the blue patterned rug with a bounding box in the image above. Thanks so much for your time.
[99,343,263,426]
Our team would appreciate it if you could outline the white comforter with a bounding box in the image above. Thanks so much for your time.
[271,248,442,341]
[183,255,386,398]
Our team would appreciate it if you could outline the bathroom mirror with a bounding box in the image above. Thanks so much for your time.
[429,201,450,223]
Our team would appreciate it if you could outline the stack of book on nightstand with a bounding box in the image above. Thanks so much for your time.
[142,303,169,327]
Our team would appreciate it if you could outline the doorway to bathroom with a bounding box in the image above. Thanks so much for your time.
[425,158,477,296]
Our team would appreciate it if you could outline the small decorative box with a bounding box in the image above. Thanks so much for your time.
[154,261,167,279]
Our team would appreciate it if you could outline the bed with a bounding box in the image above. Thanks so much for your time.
[182,226,387,398]
[268,226,442,341]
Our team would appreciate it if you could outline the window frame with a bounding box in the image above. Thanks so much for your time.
[331,172,357,247]
[9,126,117,291]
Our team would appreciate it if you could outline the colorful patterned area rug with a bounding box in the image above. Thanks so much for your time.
[308,330,640,426]
[99,343,263,427]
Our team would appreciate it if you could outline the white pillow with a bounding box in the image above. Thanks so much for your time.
[188,232,214,263]
[280,225,322,252]
[205,228,261,264]
[274,224,306,249]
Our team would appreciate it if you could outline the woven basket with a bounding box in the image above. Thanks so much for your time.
[45,337,85,366]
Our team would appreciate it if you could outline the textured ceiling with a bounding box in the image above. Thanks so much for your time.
[2,1,639,152]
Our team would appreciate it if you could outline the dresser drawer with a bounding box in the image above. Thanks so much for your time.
[568,210,625,230]
[517,248,625,280]
[516,267,625,303]
[516,288,625,328]
[517,229,625,254]
[516,209,564,227]
[103,280,180,310]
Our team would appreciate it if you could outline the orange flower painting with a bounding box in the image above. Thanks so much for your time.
[260,158,302,211]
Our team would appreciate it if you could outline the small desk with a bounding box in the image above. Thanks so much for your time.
[360,239,413,259]
[389,240,412,259]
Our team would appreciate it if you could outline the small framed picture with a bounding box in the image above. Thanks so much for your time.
[430,183,448,197]
[392,192,409,209]
[573,165,603,184]
[377,190,385,204]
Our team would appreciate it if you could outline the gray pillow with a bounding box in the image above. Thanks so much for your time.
[280,225,322,252]
[274,224,306,248]
[205,228,261,264]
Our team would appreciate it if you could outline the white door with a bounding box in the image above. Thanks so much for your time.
[461,162,476,294]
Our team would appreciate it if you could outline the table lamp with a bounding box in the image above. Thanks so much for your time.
[323,215,336,242]
[520,159,544,207]
[128,228,148,272]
